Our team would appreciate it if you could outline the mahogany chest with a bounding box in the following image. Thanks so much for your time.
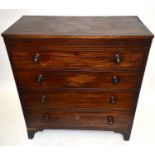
[2,16,153,140]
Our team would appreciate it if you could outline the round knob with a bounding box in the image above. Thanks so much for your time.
[114,54,121,64]
[33,53,40,63]
[43,114,49,122]
[112,75,119,84]
[36,75,44,83]
[107,116,114,125]
[41,95,47,103]
[109,96,117,104]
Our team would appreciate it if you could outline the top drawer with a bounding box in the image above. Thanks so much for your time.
[9,46,148,70]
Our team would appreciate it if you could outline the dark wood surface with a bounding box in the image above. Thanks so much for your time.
[2,16,154,140]
[24,108,131,130]
[9,46,148,70]
[21,90,137,112]
[2,16,153,38]
[5,38,153,48]
[15,70,142,89]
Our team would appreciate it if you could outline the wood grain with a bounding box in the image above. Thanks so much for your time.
[9,46,148,70]
[24,108,131,131]
[2,16,153,38]
[21,90,137,112]
[15,70,142,90]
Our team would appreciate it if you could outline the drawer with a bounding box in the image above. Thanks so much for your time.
[9,47,147,69]
[15,70,142,90]
[21,90,137,112]
[24,108,131,130]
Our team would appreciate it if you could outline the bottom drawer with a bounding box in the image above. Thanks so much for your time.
[24,109,132,130]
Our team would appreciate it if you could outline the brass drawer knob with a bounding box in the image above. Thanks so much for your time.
[43,114,49,122]
[33,53,40,63]
[109,96,117,104]
[112,75,119,84]
[114,54,121,64]
[37,75,44,83]
[41,95,47,103]
[107,116,114,125]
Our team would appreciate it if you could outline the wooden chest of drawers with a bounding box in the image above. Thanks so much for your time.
[2,16,153,140]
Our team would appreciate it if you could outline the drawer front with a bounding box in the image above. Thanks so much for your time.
[10,47,147,69]
[21,90,137,111]
[15,70,142,90]
[24,109,131,130]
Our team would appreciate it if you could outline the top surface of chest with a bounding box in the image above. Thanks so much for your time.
[2,16,153,38]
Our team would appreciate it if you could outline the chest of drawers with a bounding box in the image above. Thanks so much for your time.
[2,16,153,140]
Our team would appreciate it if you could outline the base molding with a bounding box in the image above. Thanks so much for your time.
[27,128,131,140]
